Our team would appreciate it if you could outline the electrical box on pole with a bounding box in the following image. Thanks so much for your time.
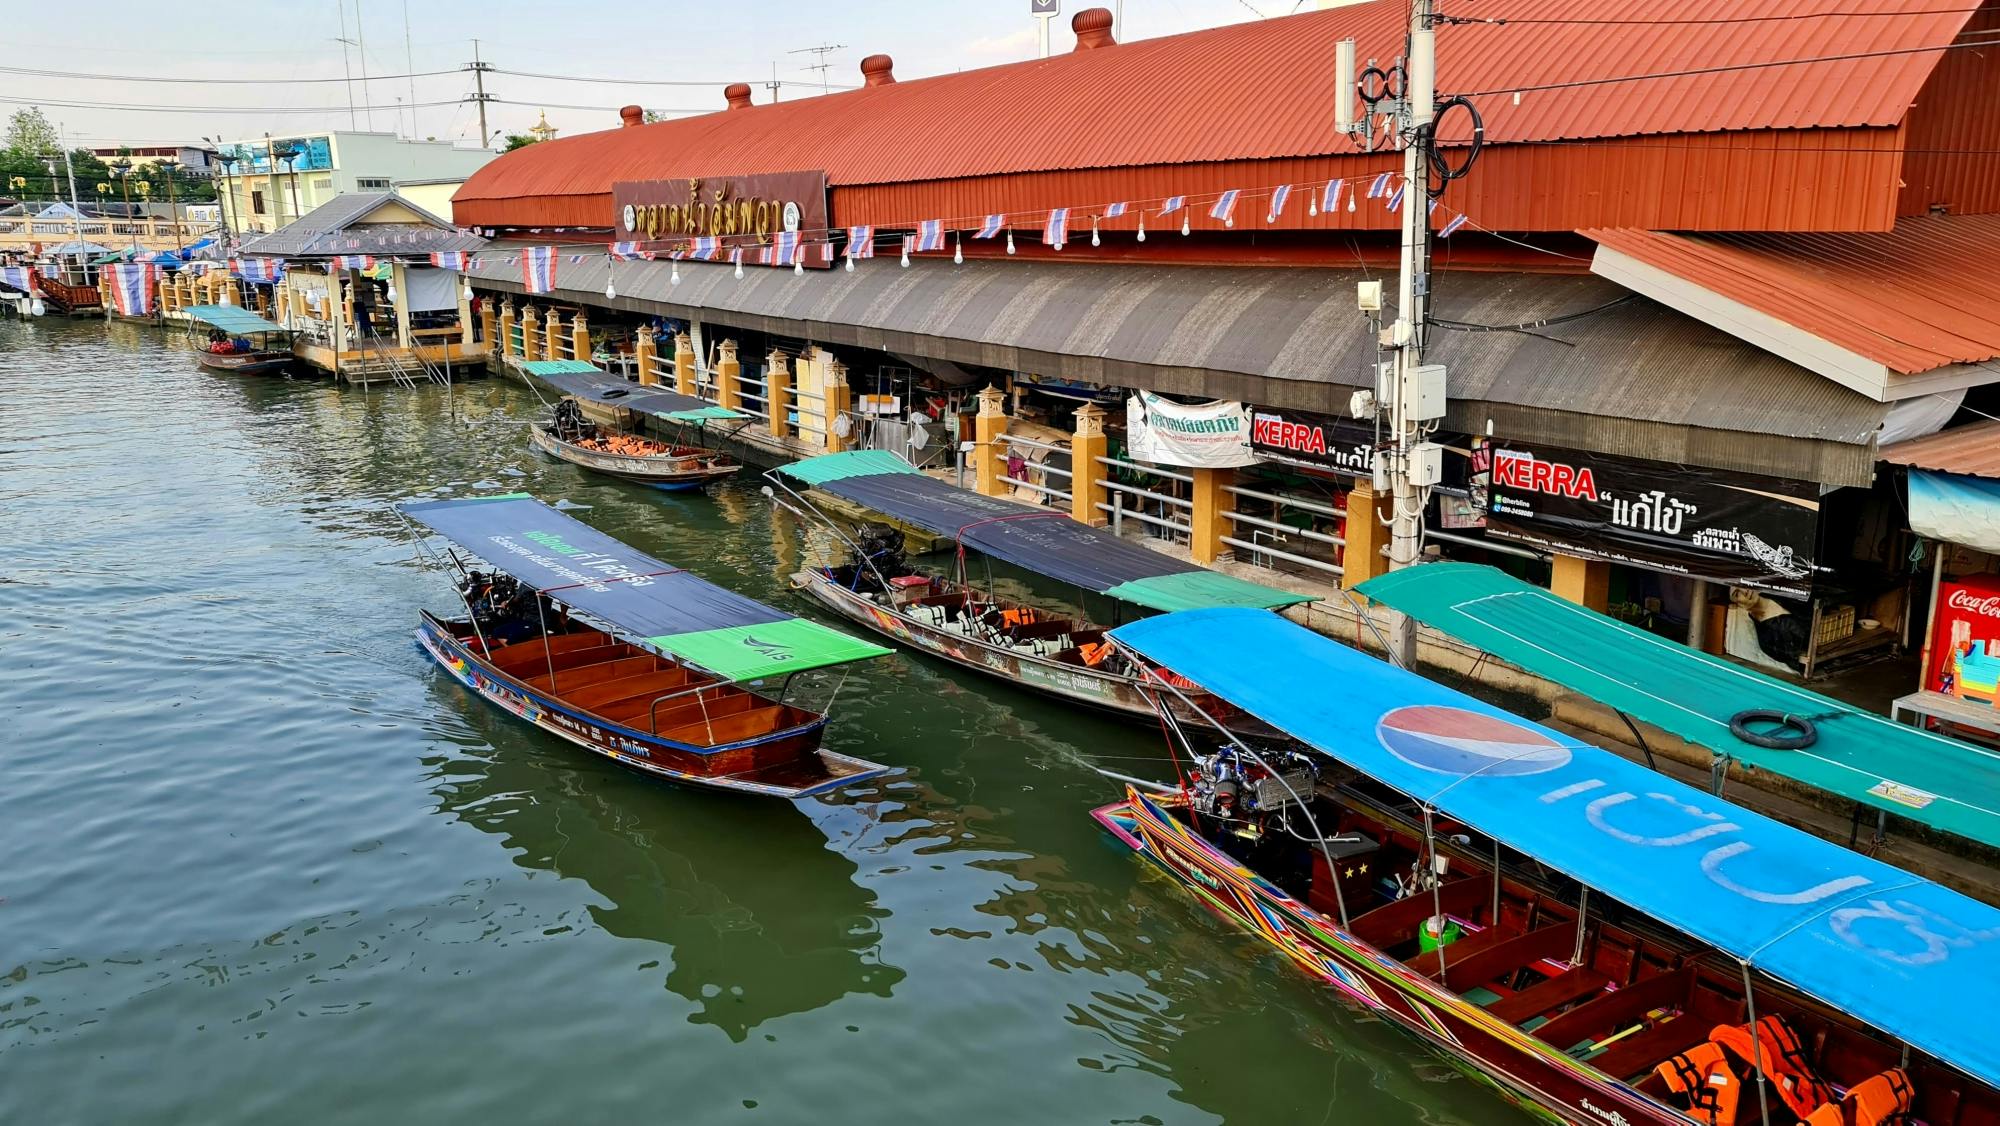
[1407,363,1447,422]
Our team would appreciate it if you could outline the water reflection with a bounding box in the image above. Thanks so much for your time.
[426,684,904,1042]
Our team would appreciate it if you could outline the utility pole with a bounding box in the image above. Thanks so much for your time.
[354,0,375,130]
[468,40,492,148]
[402,0,418,139]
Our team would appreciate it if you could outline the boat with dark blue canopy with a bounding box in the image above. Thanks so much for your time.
[399,493,893,798]
[1095,607,2000,1126]
[522,360,743,490]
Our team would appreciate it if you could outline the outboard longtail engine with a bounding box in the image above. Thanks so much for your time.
[854,522,909,579]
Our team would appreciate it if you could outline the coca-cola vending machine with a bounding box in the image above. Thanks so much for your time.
[1928,574,2000,703]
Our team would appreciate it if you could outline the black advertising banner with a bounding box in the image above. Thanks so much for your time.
[1485,441,1820,597]
[1249,406,1380,477]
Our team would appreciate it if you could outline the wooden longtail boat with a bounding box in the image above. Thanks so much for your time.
[771,450,1314,725]
[185,303,295,376]
[399,493,894,798]
[521,360,745,490]
[1096,607,2000,1126]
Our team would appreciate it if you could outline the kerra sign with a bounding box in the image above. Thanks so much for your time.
[612,171,830,255]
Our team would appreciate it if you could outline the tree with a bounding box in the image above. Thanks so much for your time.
[642,109,670,124]
[501,133,540,152]
[5,107,59,160]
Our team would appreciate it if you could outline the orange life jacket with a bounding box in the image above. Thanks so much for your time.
[998,607,1035,628]
[1803,1068,1916,1126]
[1655,1041,1741,1126]
[1709,1015,1832,1119]
[1159,670,1199,691]
[1079,641,1113,667]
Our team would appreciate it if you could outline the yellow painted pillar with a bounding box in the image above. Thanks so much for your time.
[766,349,793,438]
[634,325,658,385]
[973,385,1009,497]
[474,290,493,349]
[1339,480,1392,591]
[1551,553,1611,612]
[274,282,289,325]
[1189,467,1236,565]
[716,341,741,412]
[254,287,270,316]
[674,332,696,396]
[520,306,541,363]
[823,360,852,453]
[570,309,590,364]
[498,298,516,358]
[1071,404,1109,527]
[541,309,564,361]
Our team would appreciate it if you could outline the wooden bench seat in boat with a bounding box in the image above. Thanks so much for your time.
[524,655,657,693]
[658,704,794,747]
[1440,926,1577,992]
[603,688,758,731]
[1486,967,1613,1026]
[509,643,633,678]
[488,631,612,672]
[1534,966,1696,1053]
[1585,1011,1717,1081]
[561,667,699,712]
[1347,877,1489,948]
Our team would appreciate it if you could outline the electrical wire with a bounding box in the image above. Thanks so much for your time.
[1458,31,2000,98]
[0,94,466,116]
[492,67,854,91]
[1442,4,1987,27]
[0,63,463,85]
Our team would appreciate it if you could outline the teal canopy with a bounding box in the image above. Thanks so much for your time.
[1360,563,2000,851]
[184,304,285,335]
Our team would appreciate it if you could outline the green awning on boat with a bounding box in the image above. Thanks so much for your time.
[1359,563,2000,851]
[781,449,919,486]
[521,359,603,376]
[1103,570,1317,612]
[184,304,286,334]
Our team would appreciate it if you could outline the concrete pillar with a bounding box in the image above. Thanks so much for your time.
[570,308,590,364]
[766,349,793,438]
[254,287,270,316]
[823,360,852,453]
[1339,480,1392,591]
[1071,404,1109,526]
[716,341,741,412]
[459,277,477,348]
[1551,553,1611,613]
[275,282,289,325]
[340,277,355,342]
[541,309,564,361]
[1190,467,1236,565]
[973,385,1009,497]
[520,305,541,362]
[390,261,414,348]
[674,332,696,396]
[498,298,516,358]
[634,325,658,385]
[473,288,492,348]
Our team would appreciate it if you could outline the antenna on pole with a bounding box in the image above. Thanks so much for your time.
[402,0,418,138]
[353,0,374,130]
[788,43,847,93]
[1335,39,1358,134]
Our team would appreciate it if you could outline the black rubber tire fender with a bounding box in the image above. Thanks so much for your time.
[1728,709,1819,750]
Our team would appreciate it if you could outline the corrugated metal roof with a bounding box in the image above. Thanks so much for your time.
[1586,215,2000,374]
[457,0,1978,216]
[238,191,485,259]
[1882,418,2000,476]
[470,253,1889,483]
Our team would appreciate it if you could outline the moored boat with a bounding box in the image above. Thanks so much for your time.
[768,449,1315,725]
[521,359,744,490]
[398,493,894,798]
[1097,607,2000,1126]
[185,303,295,376]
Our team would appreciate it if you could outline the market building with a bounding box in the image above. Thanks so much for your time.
[442,0,2000,697]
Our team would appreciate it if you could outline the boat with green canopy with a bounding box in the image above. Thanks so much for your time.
[399,492,893,798]
[1360,562,2000,853]
[184,303,295,376]
[521,360,742,490]
[766,449,1315,722]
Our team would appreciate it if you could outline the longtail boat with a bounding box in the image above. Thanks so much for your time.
[398,493,894,798]
[768,450,1315,723]
[185,303,295,376]
[1096,607,2000,1126]
[521,360,742,491]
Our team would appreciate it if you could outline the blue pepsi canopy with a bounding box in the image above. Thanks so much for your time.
[1109,608,2000,1089]
[399,494,887,681]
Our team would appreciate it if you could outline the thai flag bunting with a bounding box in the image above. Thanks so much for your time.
[0,266,29,293]
[1428,197,1439,214]
[975,214,1004,239]
[846,225,875,258]
[567,254,585,264]
[1267,184,1290,222]
[237,258,286,283]
[1160,195,1185,214]
[1440,213,1469,238]
[1103,202,1128,219]
[730,247,744,267]
[1368,172,1393,199]
[1208,190,1240,223]
[431,251,469,270]
[609,241,640,261]
[820,242,835,263]
[1044,208,1068,249]
[916,219,945,252]
[690,236,719,260]
[331,254,375,272]
[520,246,557,294]
[1387,184,1406,212]
[1322,180,1343,213]
[770,229,799,265]
[106,263,156,317]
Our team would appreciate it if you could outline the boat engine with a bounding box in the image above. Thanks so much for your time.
[1189,744,1321,827]
[459,570,542,644]
[551,399,596,443]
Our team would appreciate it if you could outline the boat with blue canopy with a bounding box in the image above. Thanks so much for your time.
[768,448,1315,722]
[522,360,743,490]
[398,493,893,798]
[1095,606,2000,1126]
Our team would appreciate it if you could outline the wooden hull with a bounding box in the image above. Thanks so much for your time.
[197,350,293,376]
[417,613,888,798]
[1095,791,1684,1126]
[530,424,737,490]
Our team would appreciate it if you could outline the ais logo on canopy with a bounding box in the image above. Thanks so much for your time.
[1377,705,1572,777]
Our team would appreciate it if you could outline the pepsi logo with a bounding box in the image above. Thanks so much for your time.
[1377,705,1573,777]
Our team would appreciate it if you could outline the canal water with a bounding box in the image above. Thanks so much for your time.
[0,319,1526,1125]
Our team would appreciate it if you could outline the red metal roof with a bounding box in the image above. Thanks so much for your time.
[1881,419,2000,476]
[1585,215,2000,374]
[457,0,1980,218]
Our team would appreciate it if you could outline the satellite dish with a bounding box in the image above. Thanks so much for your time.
[909,426,930,450]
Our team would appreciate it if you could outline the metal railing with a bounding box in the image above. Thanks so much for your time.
[1222,532,1344,577]
[1425,526,1545,561]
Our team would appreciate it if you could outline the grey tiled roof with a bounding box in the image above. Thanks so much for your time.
[238,191,486,259]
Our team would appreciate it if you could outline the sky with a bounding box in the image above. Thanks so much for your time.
[8,0,1311,151]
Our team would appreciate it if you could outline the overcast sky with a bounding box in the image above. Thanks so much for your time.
[9,0,1302,150]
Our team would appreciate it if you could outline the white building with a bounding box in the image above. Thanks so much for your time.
[212,132,494,235]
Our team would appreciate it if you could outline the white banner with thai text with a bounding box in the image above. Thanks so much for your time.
[1125,392,1257,469]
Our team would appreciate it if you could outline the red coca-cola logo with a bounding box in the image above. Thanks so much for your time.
[1948,590,2000,619]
